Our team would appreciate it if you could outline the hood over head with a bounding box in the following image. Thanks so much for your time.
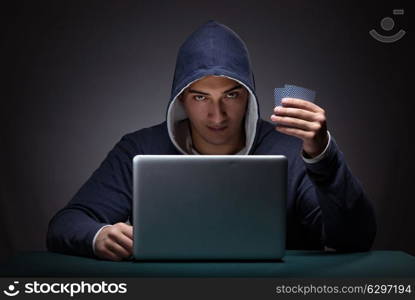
[167,20,259,154]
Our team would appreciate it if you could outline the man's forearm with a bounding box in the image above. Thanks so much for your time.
[305,137,377,251]
[46,207,107,257]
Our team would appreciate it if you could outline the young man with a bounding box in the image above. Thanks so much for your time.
[47,20,376,261]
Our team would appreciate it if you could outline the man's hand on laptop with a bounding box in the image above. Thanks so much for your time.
[95,222,133,261]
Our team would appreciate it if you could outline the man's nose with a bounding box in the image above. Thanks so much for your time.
[208,101,227,124]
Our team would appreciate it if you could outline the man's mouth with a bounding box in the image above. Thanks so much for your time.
[207,126,227,132]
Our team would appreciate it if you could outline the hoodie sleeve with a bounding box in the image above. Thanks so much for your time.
[295,136,377,252]
[46,133,140,257]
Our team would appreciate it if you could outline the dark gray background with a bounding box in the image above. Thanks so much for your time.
[1,0,412,263]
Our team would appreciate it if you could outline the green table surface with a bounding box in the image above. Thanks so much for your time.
[1,251,414,277]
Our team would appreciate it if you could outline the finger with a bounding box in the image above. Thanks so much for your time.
[275,125,316,140]
[95,240,126,261]
[116,223,133,239]
[273,106,316,122]
[106,240,131,258]
[97,247,123,261]
[104,249,124,261]
[112,233,133,253]
[270,115,320,132]
[106,227,133,253]
[281,98,324,113]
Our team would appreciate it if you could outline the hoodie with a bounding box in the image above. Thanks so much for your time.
[47,21,376,258]
[167,20,258,155]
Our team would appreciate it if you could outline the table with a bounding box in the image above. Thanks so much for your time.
[1,250,414,277]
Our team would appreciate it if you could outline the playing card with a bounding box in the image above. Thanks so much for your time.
[273,84,316,128]
[274,88,285,107]
[274,84,316,107]
[283,84,316,102]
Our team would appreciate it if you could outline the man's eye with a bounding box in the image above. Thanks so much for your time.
[226,92,239,99]
[194,95,206,101]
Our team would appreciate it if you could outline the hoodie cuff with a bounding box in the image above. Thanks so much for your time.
[303,133,341,182]
[92,224,111,255]
[301,131,332,164]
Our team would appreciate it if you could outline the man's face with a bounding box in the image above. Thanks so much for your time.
[179,75,249,154]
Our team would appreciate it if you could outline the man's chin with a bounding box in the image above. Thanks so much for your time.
[201,135,230,146]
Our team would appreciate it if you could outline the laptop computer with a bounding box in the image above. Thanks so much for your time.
[132,155,287,260]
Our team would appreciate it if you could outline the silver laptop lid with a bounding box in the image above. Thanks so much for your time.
[133,155,287,260]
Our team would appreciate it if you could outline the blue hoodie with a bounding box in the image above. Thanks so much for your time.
[47,21,376,257]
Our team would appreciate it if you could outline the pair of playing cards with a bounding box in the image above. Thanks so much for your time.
[274,84,316,107]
